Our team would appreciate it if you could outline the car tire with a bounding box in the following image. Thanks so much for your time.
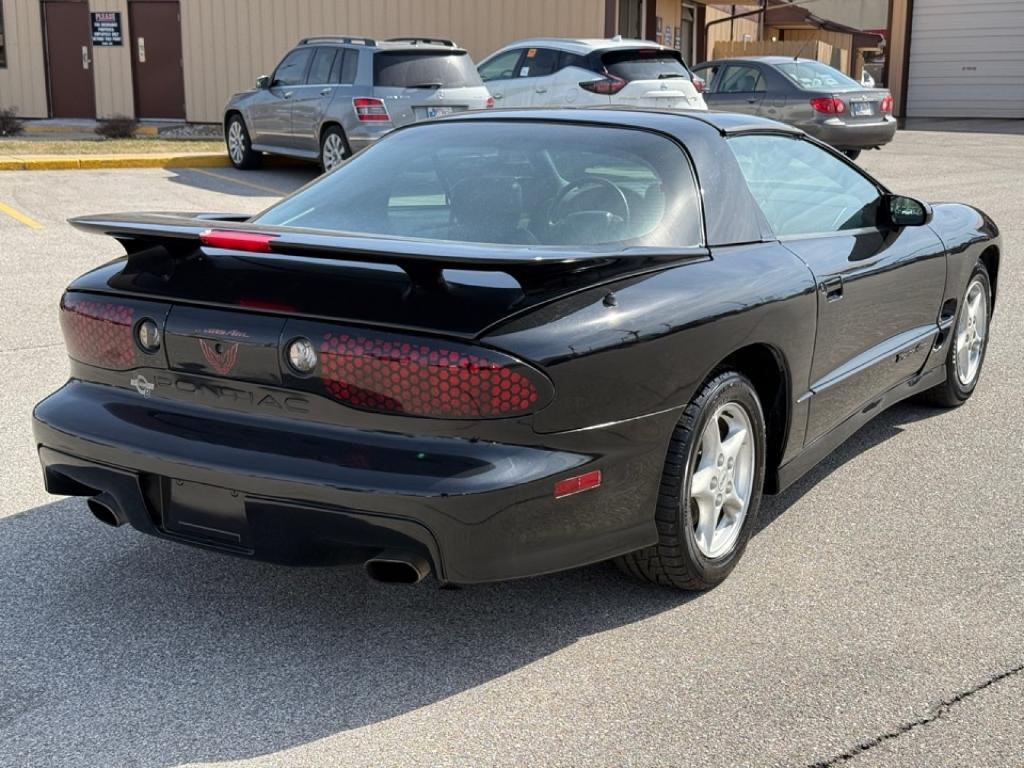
[226,114,262,170]
[921,264,992,408]
[615,370,766,590]
[843,149,862,161]
[319,125,350,173]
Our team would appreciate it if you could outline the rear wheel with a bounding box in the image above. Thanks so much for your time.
[226,114,262,170]
[921,264,992,407]
[319,125,350,173]
[843,149,862,161]
[616,371,766,590]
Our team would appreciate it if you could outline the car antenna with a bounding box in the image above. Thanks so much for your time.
[793,37,811,61]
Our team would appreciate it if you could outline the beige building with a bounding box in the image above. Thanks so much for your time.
[0,0,775,123]
[5,1,1015,124]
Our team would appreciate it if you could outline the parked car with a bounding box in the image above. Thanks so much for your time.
[691,56,896,159]
[36,109,998,590]
[223,36,492,172]
[477,36,707,110]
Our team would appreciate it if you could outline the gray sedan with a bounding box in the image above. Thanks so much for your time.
[691,57,896,159]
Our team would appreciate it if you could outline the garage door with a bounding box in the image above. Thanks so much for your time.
[907,0,1024,118]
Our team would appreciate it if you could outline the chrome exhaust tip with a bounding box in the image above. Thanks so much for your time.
[87,497,123,527]
[364,551,431,584]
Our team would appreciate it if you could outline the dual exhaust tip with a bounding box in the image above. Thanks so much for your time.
[86,497,431,585]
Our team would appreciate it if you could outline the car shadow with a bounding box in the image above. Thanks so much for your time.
[0,496,693,766]
[166,164,318,200]
[0,400,943,766]
[756,400,942,532]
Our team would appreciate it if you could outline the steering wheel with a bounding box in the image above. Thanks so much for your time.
[549,177,631,230]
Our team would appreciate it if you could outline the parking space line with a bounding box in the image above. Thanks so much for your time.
[188,168,291,196]
[0,201,43,229]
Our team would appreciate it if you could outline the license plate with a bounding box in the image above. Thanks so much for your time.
[426,106,453,119]
[852,101,873,116]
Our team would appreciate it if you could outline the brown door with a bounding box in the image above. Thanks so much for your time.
[43,1,97,118]
[129,1,186,118]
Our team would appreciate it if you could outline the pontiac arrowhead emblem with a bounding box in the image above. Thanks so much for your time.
[199,339,240,376]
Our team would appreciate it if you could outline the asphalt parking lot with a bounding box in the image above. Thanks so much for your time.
[1,126,1021,767]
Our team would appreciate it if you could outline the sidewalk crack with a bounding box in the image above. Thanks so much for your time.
[804,661,1024,767]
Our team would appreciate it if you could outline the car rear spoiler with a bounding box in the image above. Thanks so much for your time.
[69,212,708,294]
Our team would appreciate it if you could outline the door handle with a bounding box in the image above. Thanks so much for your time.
[820,276,844,301]
[492,93,503,100]
[81,46,91,70]
[746,97,758,104]
[535,88,548,94]
[320,87,332,96]
[283,91,294,99]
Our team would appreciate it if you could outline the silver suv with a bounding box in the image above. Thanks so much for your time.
[224,36,493,172]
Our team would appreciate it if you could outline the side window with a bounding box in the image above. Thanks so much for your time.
[478,49,523,82]
[518,47,560,78]
[330,48,358,84]
[716,65,765,93]
[306,47,336,85]
[273,49,313,87]
[728,135,882,237]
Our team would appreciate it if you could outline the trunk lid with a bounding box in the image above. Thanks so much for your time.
[598,46,706,110]
[836,88,890,122]
[371,48,490,127]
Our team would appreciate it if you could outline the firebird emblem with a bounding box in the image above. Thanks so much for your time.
[199,339,240,375]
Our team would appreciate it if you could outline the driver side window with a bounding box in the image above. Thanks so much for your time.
[728,135,882,237]
[273,49,312,87]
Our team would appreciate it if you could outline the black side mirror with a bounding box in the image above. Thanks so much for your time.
[255,75,271,90]
[887,194,933,227]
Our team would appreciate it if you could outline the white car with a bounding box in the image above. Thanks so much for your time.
[477,37,707,111]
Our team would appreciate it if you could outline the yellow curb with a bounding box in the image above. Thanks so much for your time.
[0,153,231,171]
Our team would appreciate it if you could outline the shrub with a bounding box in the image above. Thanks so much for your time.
[95,114,139,139]
[0,108,25,136]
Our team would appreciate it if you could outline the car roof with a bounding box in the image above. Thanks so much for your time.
[439,106,802,137]
[493,36,676,56]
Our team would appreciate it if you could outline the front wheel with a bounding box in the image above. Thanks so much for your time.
[225,115,262,170]
[616,371,766,590]
[921,264,992,407]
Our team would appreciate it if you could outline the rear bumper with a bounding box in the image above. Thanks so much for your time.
[802,116,897,149]
[33,380,674,583]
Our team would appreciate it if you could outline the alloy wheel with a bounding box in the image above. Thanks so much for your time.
[689,402,756,559]
[955,277,987,387]
[322,133,346,172]
[227,120,246,165]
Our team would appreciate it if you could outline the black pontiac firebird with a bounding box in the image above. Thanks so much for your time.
[34,109,999,590]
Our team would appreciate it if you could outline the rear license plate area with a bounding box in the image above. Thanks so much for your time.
[424,106,453,119]
[852,101,873,116]
[160,478,252,551]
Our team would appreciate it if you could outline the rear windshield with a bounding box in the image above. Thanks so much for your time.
[775,61,861,92]
[601,48,689,81]
[373,51,483,88]
[255,122,701,248]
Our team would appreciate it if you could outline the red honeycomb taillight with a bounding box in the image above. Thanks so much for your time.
[317,331,549,418]
[59,294,137,370]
